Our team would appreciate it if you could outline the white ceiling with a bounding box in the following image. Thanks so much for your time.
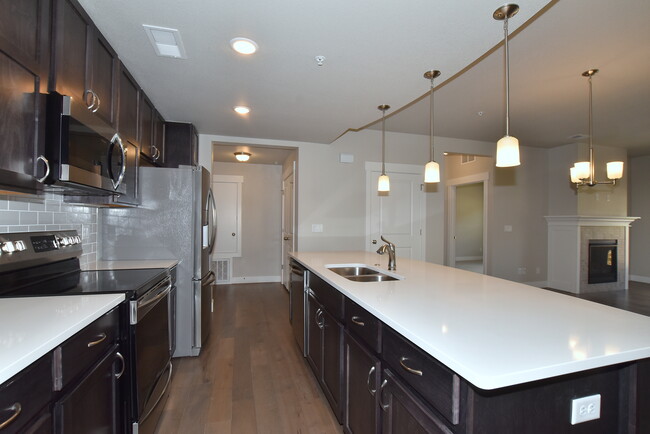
[78,0,650,156]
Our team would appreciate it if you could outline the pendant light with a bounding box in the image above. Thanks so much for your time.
[493,4,520,167]
[378,104,391,192]
[424,70,441,183]
[570,69,623,186]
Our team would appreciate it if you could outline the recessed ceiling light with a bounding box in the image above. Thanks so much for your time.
[233,106,250,115]
[230,37,258,55]
[235,152,251,162]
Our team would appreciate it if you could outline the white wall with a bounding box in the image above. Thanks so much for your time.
[212,162,282,282]
[629,155,650,281]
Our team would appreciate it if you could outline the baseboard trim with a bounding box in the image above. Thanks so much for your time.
[455,256,483,261]
[230,275,281,284]
[630,275,650,284]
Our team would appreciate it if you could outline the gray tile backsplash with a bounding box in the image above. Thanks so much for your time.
[0,194,99,268]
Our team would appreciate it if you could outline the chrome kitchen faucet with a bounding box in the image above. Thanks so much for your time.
[376,235,396,270]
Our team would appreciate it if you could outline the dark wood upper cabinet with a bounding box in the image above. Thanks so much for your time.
[139,93,154,159]
[117,62,138,144]
[164,122,198,168]
[50,0,118,129]
[0,0,50,193]
[153,110,165,165]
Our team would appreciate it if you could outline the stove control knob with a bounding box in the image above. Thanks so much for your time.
[75,236,82,244]
[57,237,69,246]
[1,242,16,253]
[14,241,26,251]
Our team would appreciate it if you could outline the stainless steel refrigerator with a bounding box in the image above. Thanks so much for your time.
[100,165,217,357]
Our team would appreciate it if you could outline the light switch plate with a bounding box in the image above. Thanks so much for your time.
[571,394,601,425]
[312,224,323,233]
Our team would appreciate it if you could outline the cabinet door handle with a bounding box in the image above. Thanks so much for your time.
[152,146,160,160]
[351,316,365,327]
[115,352,125,379]
[84,89,95,110]
[0,403,22,429]
[36,155,50,183]
[92,93,101,113]
[399,357,423,376]
[367,366,376,396]
[87,332,107,347]
[315,308,324,329]
[379,379,389,411]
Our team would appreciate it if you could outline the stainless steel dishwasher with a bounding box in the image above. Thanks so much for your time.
[289,259,307,356]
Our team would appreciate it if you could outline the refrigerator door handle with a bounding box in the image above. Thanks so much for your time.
[206,188,217,254]
[204,271,216,286]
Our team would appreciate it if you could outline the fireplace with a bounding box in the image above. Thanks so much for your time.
[588,239,618,284]
[546,216,639,294]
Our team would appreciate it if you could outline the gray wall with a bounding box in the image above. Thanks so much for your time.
[630,155,650,281]
[213,161,283,281]
[455,183,484,259]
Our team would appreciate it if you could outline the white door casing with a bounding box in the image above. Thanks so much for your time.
[365,162,425,261]
[446,172,489,273]
[212,175,243,258]
[281,163,296,289]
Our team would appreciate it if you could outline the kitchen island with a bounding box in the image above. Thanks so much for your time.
[291,251,650,433]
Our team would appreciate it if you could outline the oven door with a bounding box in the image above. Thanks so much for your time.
[130,277,172,431]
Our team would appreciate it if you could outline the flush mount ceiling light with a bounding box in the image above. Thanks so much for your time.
[234,152,251,162]
[230,37,258,55]
[377,105,391,192]
[493,4,520,167]
[233,106,250,115]
[143,25,187,59]
[570,69,623,186]
[424,70,441,184]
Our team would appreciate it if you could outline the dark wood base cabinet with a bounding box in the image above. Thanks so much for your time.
[344,331,381,434]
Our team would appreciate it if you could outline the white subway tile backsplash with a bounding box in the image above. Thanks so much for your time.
[1,195,99,269]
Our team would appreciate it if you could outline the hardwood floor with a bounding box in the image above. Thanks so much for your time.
[155,283,342,434]
[545,280,650,317]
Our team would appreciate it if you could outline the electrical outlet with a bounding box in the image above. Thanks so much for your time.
[517,267,526,275]
[571,394,601,425]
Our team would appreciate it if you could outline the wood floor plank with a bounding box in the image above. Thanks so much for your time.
[155,283,342,434]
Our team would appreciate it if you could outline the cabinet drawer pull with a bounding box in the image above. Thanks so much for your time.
[399,357,423,376]
[351,316,365,327]
[115,352,125,379]
[87,333,107,347]
[379,379,389,411]
[36,155,50,183]
[0,403,21,429]
[367,366,376,396]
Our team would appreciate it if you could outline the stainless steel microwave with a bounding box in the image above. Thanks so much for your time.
[43,92,125,195]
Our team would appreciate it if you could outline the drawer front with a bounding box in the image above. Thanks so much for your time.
[345,297,382,354]
[382,327,460,425]
[0,353,52,434]
[309,273,344,321]
[56,306,119,389]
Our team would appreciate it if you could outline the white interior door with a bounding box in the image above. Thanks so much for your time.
[281,167,295,289]
[366,165,425,260]
[212,175,243,258]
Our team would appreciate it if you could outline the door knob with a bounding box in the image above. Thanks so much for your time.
[372,240,377,244]
[284,236,290,241]
[232,233,236,237]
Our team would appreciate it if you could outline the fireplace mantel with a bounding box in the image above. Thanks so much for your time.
[545,216,640,294]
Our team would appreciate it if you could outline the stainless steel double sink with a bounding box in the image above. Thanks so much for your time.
[326,264,402,282]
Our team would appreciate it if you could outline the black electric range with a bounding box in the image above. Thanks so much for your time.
[0,230,176,434]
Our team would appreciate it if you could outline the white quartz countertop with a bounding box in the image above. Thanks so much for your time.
[291,251,650,390]
[0,294,124,384]
[85,259,179,271]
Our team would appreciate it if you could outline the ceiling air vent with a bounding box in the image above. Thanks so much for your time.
[143,25,187,59]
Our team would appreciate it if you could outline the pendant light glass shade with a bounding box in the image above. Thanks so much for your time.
[424,161,440,183]
[606,161,624,180]
[377,104,391,192]
[570,166,580,183]
[496,135,520,167]
[378,174,390,192]
[574,161,590,180]
[494,4,521,168]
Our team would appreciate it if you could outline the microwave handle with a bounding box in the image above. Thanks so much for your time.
[110,133,127,190]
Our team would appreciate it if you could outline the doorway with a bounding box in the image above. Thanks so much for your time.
[281,162,296,289]
[446,173,489,273]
